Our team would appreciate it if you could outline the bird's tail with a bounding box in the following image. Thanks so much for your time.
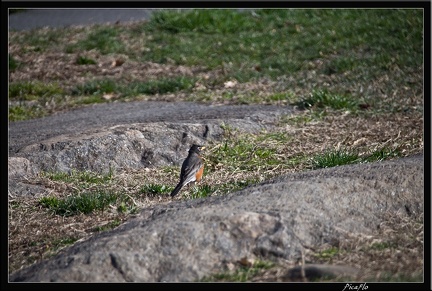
[170,182,184,197]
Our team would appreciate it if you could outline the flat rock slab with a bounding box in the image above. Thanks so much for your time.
[9,101,292,155]
[11,119,269,175]
[9,154,423,282]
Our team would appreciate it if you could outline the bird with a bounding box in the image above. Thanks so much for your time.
[170,144,205,198]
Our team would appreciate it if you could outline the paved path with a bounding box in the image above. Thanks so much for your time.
[9,8,158,31]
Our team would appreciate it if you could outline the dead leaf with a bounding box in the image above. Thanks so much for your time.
[238,256,255,267]
[111,59,125,67]
[102,93,114,100]
[224,80,237,88]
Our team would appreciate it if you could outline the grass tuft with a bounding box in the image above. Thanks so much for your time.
[185,184,214,199]
[295,89,359,111]
[140,183,172,197]
[311,148,360,169]
[313,247,340,260]
[311,146,402,169]
[39,191,118,216]
[363,147,401,162]
[76,55,97,65]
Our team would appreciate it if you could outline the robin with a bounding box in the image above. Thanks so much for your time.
[170,144,205,198]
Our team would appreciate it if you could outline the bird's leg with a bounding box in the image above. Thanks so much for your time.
[189,181,197,193]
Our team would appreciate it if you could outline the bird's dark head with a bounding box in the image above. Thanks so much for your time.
[189,144,205,153]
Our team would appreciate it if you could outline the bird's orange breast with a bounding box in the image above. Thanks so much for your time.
[195,165,204,182]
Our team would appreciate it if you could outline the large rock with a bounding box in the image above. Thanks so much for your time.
[9,118,274,175]
[9,101,292,155]
[9,154,423,282]
[8,157,37,179]
[8,157,47,197]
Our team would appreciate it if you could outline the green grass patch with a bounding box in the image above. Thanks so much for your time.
[9,105,46,121]
[71,76,195,97]
[76,55,97,65]
[9,81,64,100]
[208,139,279,173]
[66,26,125,55]
[39,191,118,216]
[205,125,308,182]
[363,147,401,162]
[314,247,340,260]
[50,237,78,251]
[311,146,401,169]
[184,184,214,199]
[311,148,360,169]
[295,89,359,111]
[148,9,259,34]
[323,55,358,75]
[42,169,113,185]
[140,183,172,197]
[20,29,64,52]
[200,260,275,282]
[8,81,69,121]
[139,9,422,82]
